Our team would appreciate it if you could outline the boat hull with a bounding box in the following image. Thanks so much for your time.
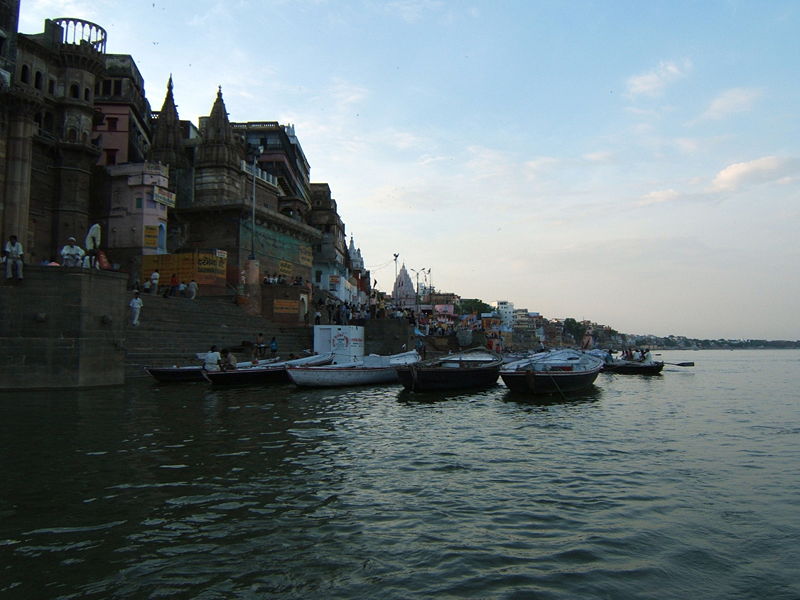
[395,363,501,391]
[287,366,399,387]
[604,361,664,375]
[203,354,335,386]
[203,367,293,385]
[145,366,204,383]
[501,368,601,394]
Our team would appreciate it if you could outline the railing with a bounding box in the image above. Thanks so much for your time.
[53,18,107,53]
[241,161,279,187]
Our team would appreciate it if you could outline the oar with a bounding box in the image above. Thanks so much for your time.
[664,361,694,367]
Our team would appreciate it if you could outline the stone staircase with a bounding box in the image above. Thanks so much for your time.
[123,294,313,379]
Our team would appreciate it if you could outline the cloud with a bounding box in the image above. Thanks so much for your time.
[626,60,691,97]
[522,156,559,177]
[382,0,444,23]
[699,87,762,120]
[712,156,800,191]
[637,189,680,207]
[583,151,614,163]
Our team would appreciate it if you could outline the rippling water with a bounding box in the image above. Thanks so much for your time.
[1,350,798,599]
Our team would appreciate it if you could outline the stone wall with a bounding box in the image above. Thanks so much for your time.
[364,318,415,356]
[0,266,127,389]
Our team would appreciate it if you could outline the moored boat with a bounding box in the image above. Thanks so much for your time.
[202,353,335,385]
[146,356,281,383]
[395,347,503,392]
[287,350,420,388]
[500,349,604,394]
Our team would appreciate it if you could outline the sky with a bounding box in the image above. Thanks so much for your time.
[19,0,800,340]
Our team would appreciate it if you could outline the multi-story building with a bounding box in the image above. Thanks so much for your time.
[493,300,515,326]
[308,183,348,299]
[2,13,107,263]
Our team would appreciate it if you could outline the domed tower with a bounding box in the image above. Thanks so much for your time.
[3,15,106,261]
[48,18,107,250]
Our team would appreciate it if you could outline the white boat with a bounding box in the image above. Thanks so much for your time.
[287,350,421,387]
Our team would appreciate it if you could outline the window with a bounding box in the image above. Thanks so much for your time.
[107,117,118,131]
[113,79,122,96]
[20,65,29,84]
[102,80,111,95]
[105,149,117,165]
[48,79,55,94]
[34,71,42,89]
[69,83,79,99]
[157,224,166,254]
[135,197,143,209]
[84,88,90,101]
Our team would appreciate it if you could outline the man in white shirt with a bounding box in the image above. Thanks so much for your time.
[203,345,222,371]
[60,237,85,267]
[149,269,160,295]
[129,292,143,326]
[3,235,24,280]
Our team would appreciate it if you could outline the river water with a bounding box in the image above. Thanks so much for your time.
[1,350,798,599]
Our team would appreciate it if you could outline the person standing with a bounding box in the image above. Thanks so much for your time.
[60,237,85,267]
[168,273,178,297]
[149,269,160,295]
[187,279,198,300]
[3,235,24,281]
[269,336,278,358]
[129,291,143,326]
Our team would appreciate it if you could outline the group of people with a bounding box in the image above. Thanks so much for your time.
[200,334,278,371]
[3,234,97,281]
[137,270,198,299]
[621,348,653,362]
[262,274,306,286]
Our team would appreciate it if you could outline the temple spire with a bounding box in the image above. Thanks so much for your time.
[149,75,187,168]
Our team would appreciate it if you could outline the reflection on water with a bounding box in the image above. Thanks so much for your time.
[0,350,798,599]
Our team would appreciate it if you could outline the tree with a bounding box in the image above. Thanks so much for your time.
[562,318,586,344]
[458,298,493,315]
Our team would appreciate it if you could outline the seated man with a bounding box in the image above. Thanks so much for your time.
[220,348,237,371]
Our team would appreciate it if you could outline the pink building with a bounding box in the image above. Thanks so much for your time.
[105,162,173,258]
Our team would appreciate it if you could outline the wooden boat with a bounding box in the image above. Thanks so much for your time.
[287,350,420,388]
[587,349,665,374]
[500,349,604,394]
[395,347,503,392]
[603,359,664,374]
[145,357,281,383]
[202,353,335,385]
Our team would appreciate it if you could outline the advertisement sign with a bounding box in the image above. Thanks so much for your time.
[278,260,293,276]
[274,299,299,314]
[153,186,176,208]
[298,245,313,266]
[141,250,228,288]
[143,225,158,248]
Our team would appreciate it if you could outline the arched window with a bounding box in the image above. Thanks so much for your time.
[44,113,54,132]
[69,83,79,99]
[157,223,167,254]
[34,71,42,89]
[20,65,30,84]
[67,128,77,142]
[84,87,90,101]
